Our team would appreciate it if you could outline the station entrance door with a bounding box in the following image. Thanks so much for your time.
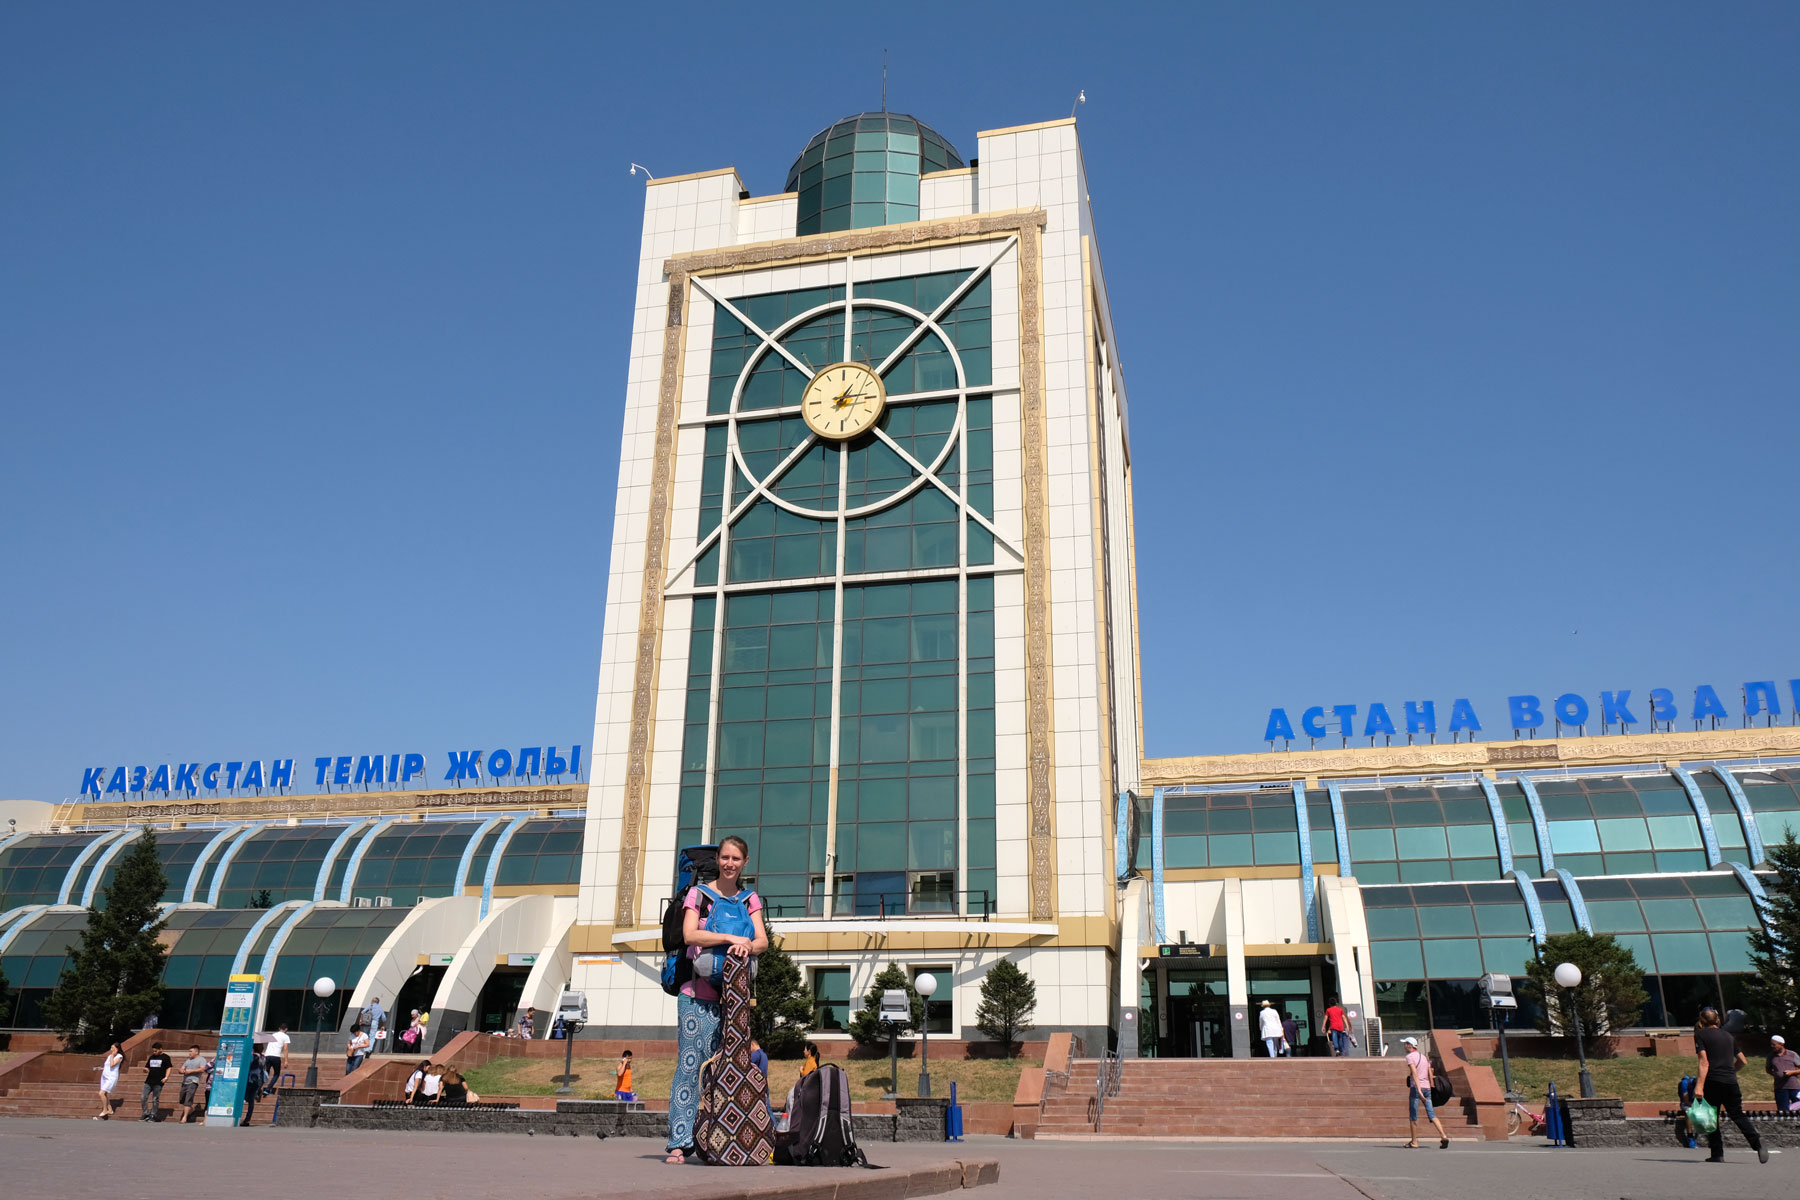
[1161,967,1230,1058]
[474,967,530,1034]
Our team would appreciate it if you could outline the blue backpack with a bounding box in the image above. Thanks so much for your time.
[659,883,757,995]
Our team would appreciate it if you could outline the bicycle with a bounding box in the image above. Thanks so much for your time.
[1506,1091,1546,1137]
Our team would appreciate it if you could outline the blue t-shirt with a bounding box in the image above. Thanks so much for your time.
[750,1047,769,1078]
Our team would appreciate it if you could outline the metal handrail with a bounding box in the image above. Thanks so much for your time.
[724,889,997,920]
[1093,1050,1122,1131]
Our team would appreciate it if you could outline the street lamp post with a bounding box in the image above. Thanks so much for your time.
[304,977,337,1088]
[1553,962,1595,1099]
[915,974,939,1099]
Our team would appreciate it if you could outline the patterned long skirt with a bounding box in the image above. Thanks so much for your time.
[666,993,721,1151]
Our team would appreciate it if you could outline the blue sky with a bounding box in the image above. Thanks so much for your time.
[3,3,1797,801]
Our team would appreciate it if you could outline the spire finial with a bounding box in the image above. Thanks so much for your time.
[882,49,888,112]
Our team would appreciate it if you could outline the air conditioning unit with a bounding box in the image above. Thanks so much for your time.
[374,896,393,907]
[351,896,372,908]
[417,895,431,906]
[1364,1016,1387,1056]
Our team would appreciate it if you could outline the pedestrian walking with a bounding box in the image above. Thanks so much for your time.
[240,1053,267,1126]
[1401,1037,1449,1149]
[1766,1034,1799,1113]
[664,834,767,1165]
[1257,1000,1283,1057]
[345,1024,371,1073]
[615,1049,636,1101]
[1694,1007,1768,1163]
[263,1024,290,1095]
[1281,1011,1300,1057]
[94,1043,124,1119]
[1323,997,1354,1057]
[360,997,388,1052]
[177,1046,207,1122]
[516,1006,537,1039]
[140,1042,173,1122]
[400,1009,424,1051]
[798,1040,820,1079]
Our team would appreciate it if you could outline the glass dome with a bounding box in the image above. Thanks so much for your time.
[785,113,965,236]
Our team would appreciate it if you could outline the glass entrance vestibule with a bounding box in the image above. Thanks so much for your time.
[1141,956,1341,1058]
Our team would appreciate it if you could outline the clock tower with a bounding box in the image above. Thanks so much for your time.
[574,112,1143,1048]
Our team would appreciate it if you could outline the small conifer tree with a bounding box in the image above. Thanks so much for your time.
[1742,831,1800,1031]
[975,958,1037,1057]
[751,934,816,1056]
[43,829,170,1050]
[1519,931,1647,1056]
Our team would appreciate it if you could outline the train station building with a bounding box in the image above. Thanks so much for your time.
[3,110,1793,1057]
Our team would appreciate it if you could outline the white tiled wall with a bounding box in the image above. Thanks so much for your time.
[736,194,798,244]
[976,120,1128,921]
[920,169,976,221]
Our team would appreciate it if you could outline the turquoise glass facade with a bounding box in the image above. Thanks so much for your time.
[675,267,1000,918]
[1144,761,1783,1033]
[0,814,581,1030]
[785,112,965,236]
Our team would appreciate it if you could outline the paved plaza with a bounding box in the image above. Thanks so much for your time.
[0,1119,1792,1200]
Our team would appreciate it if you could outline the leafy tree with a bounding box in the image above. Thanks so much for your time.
[250,889,274,909]
[42,829,170,1051]
[975,958,1037,1057]
[1742,831,1800,1031]
[1520,931,1647,1056]
[751,934,815,1057]
[848,964,924,1047]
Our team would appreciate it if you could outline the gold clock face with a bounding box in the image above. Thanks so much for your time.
[801,362,886,441]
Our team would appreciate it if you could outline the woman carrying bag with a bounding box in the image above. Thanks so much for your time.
[663,835,768,1165]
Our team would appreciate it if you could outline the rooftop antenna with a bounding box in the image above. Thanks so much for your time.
[629,163,657,181]
[1070,89,1086,119]
[882,49,888,112]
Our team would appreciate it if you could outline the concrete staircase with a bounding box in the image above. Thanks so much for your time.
[1036,1057,1488,1140]
[0,1049,361,1125]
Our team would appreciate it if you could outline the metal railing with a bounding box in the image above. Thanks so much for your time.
[1093,1050,1122,1131]
[749,889,998,921]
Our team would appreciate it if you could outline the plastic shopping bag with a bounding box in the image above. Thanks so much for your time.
[1686,1097,1719,1136]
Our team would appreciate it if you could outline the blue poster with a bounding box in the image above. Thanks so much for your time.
[205,974,263,1127]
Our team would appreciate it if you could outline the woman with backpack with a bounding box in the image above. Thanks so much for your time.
[665,835,767,1165]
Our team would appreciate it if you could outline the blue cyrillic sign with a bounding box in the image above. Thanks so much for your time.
[1265,679,1798,744]
[79,743,582,798]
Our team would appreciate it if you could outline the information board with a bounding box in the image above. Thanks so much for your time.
[205,974,263,1127]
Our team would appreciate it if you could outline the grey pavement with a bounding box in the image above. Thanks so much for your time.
[0,1119,1791,1200]
[983,1136,1794,1200]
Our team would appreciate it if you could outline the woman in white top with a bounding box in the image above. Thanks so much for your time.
[404,1060,432,1105]
[95,1043,124,1119]
[345,1025,372,1073]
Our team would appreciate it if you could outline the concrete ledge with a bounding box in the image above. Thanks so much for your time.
[1561,1097,1800,1148]
[279,1098,947,1144]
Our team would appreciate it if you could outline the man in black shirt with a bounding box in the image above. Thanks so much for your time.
[140,1043,173,1122]
[1694,1007,1766,1163]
